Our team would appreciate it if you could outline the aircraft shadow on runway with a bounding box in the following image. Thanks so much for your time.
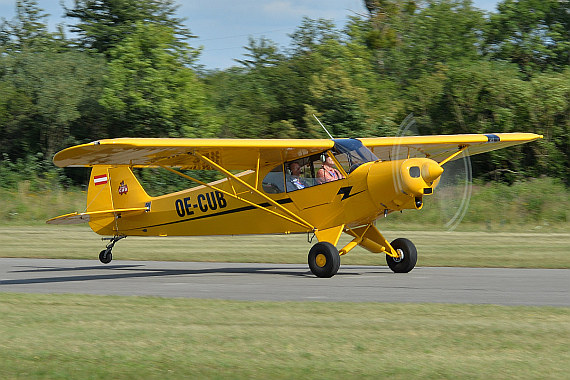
[1,263,391,286]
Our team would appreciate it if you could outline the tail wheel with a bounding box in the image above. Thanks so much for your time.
[308,242,341,278]
[99,249,112,264]
[386,238,417,273]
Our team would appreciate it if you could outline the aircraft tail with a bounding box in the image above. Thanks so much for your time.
[47,166,151,233]
[84,165,151,234]
[87,165,150,213]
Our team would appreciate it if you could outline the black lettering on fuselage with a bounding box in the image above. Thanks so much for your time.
[184,197,193,216]
[216,191,227,208]
[175,199,185,217]
[197,193,208,212]
[175,197,195,217]
[175,191,227,217]
[206,192,217,210]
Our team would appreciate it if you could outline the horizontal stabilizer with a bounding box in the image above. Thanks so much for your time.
[46,207,148,225]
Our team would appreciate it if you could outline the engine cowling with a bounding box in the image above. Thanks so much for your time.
[367,158,444,211]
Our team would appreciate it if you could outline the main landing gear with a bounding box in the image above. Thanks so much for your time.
[308,242,341,278]
[386,238,417,273]
[308,224,418,277]
[99,235,126,264]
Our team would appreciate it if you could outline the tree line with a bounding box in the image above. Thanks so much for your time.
[0,0,568,186]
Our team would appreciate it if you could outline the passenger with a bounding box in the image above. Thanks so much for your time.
[317,156,344,184]
[286,162,306,191]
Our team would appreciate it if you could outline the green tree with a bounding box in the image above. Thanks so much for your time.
[485,0,570,75]
[235,37,284,69]
[305,65,373,138]
[215,31,323,139]
[0,0,103,161]
[0,0,54,52]
[210,18,402,140]
[65,0,195,57]
[99,22,216,138]
[363,0,417,52]
[288,17,342,56]
[385,0,486,80]
[0,51,106,159]
[526,70,570,180]
[204,68,274,138]
[403,60,569,182]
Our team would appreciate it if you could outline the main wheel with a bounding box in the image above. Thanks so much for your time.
[386,238,417,273]
[99,249,112,264]
[308,242,341,278]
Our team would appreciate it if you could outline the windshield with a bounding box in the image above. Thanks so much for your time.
[332,139,378,173]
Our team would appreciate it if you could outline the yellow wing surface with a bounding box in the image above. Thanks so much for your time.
[53,133,542,169]
[53,138,335,170]
[360,132,542,162]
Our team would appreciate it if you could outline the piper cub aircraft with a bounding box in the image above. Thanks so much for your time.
[48,132,541,277]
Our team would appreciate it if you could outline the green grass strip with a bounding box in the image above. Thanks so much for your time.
[1,226,569,268]
[0,293,568,379]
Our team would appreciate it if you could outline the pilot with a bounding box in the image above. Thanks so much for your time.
[287,162,306,191]
[317,156,344,184]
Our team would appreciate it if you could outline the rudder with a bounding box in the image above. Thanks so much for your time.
[87,166,150,234]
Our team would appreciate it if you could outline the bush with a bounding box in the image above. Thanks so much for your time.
[382,177,569,231]
[0,154,70,191]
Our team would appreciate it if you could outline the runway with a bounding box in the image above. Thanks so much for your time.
[1,258,568,306]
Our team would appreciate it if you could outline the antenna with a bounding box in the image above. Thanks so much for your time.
[313,114,334,139]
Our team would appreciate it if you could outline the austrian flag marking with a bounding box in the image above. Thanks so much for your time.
[93,174,108,185]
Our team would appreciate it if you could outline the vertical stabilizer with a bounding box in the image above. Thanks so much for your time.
[87,166,150,234]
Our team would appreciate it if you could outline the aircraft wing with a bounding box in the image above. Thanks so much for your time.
[53,138,335,170]
[53,133,542,170]
[359,133,542,162]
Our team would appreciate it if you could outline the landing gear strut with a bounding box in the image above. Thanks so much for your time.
[99,235,126,264]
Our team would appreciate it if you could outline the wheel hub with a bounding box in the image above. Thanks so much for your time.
[315,253,327,267]
[392,249,404,263]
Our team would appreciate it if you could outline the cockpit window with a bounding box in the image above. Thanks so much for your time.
[332,139,378,173]
[262,154,342,194]
[262,164,285,194]
[261,141,374,194]
[284,159,315,192]
[282,154,345,192]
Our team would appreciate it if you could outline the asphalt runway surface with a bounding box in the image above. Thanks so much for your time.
[1,258,568,306]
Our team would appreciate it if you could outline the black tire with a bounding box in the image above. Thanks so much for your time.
[308,242,341,278]
[386,238,417,273]
[99,249,112,264]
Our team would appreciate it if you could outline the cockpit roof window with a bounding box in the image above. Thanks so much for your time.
[333,138,378,164]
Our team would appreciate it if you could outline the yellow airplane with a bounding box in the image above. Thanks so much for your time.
[48,133,541,277]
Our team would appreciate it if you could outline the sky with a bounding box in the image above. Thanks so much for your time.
[0,0,500,70]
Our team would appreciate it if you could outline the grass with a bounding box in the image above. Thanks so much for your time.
[0,183,86,223]
[0,293,570,379]
[0,293,568,379]
[0,225,569,268]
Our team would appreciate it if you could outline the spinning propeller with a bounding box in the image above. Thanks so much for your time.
[391,114,473,231]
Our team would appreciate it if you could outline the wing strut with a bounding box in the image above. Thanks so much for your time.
[193,151,316,230]
[159,163,315,231]
[438,145,469,166]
